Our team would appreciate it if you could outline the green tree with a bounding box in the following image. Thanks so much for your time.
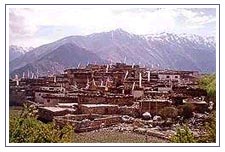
[170,124,196,143]
[159,106,178,120]
[9,104,74,143]
[198,111,216,143]
[198,75,216,99]
[178,103,195,119]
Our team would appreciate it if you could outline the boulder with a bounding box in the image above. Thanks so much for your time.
[122,115,134,123]
[153,115,162,121]
[142,112,152,120]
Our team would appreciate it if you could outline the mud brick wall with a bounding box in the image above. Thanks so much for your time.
[190,103,208,113]
[54,115,122,132]
[78,95,106,104]
[173,87,207,97]
[139,101,171,115]
[53,114,102,129]
[118,106,140,117]
[43,98,59,107]
[78,94,134,106]
[77,116,122,132]
[106,96,134,106]
[55,114,103,121]
[38,108,75,122]
[80,105,119,115]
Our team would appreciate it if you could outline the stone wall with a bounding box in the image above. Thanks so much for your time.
[78,94,134,106]
[38,107,76,122]
[118,106,140,117]
[139,101,171,116]
[106,96,134,106]
[79,105,119,115]
[78,95,105,104]
[54,114,122,132]
[132,90,144,99]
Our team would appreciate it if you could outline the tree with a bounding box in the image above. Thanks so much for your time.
[9,104,74,143]
[198,75,216,100]
[178,103,195,119]
[198,111,216,143]
[159,106,178,120]
[170,124,196,143]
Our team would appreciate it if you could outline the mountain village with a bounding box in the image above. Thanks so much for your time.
[9,62,214,141]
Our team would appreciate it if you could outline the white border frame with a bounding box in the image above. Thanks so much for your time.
[1,0,224,151]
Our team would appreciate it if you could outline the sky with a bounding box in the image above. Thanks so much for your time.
[9,6,216,48]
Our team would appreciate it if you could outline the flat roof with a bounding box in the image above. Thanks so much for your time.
[139,99,172,103]
[40,107,75,112]
[58,103,78,106]
[183,100,207,104]
[81,104,118,108]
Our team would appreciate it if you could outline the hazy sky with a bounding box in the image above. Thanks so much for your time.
[9,6,216,48]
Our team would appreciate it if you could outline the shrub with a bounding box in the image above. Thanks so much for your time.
[159,106,178,120]
[198,75,216,99]
[9,104,74,143]
[178,103,195,119]
[170,124,196,143]
[198,111,216,143]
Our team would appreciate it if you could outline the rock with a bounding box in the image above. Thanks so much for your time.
[118,127,125,132]
[147,129,168,140]
[151,126,162,131]
[153,115,162,121]
[155,126,162,130]
[82,118,90,122]
[163,118,173,127]
[122,115,134,123]
[195,113,209,120]
[144,125,149,128]
[134,128,147,134]
[166,118,172,123]
[192,131,200,138]
[165,130,176,135]
[142,112,152,120]
[152,120,164,127]
[133,119,145,127]
[208,101,214,111]
[126,126,134,131]
[117,124,131,132]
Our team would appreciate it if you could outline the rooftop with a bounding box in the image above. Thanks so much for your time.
[81,104,118,108]
[40,107,76,112]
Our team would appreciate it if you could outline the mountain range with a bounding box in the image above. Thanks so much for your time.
[9,29,216,77]
[9,45,34,62]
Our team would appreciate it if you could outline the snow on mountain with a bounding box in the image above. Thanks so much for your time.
[9,29,216,76]
[9,45,34,61]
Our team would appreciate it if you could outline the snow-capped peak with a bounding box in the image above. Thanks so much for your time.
[10,45,34,53]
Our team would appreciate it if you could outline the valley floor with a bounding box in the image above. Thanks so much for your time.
[73,129,168,143]
[9,106,169,143]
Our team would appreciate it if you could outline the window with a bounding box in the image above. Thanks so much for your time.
[175,76,178,78]
[166,76,170,78]
[47,99,50,103]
